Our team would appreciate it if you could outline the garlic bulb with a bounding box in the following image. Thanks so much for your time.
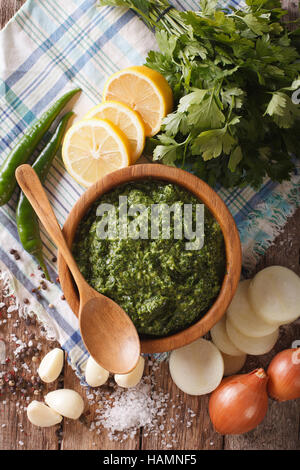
[45,389,84,419]
[27,401,62,427]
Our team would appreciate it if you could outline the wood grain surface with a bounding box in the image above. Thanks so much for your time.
[0,0,299,451]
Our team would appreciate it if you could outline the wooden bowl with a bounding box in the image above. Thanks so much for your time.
[58,164,242,354]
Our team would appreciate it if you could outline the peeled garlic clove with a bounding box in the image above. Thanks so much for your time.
[226,318,279,355]
[85,355,109,387]
[114,356,145,388]
[169,338,224,396]
[221,352,247,376]
[38,348,64,383]
[227,280,278,337]
[210,315,244,356]
[27,401,63,427]
[249,266,300,326]
[45,389,84,419]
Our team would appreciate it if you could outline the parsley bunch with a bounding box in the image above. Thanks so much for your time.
[99,0,300,188]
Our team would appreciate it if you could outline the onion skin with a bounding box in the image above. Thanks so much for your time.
[267,348,300,402]
[209,368,269,435]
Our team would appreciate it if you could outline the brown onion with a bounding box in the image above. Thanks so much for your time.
[267,348,300,402]
[209,368,269,434]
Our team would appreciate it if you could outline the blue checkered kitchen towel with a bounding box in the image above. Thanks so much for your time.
[0,0,299,377]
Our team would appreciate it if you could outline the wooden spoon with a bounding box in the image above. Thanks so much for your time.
[15,164,140,374]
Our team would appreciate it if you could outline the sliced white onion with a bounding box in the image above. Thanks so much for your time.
[27,401,63,427]
[227,280,278,337]
[114,356,145,388]
[169,338,224,396]
[226,318,279,355]
[85,355,109,387]
[45,389,84,420]
[249,266,300,326]
[221,352,247,376]
[210,315,244,356]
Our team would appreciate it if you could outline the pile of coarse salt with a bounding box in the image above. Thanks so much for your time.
[86,360,196,446]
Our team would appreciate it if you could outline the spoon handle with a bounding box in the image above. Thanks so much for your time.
[15,164,86,288]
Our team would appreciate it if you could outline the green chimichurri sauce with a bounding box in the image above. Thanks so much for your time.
[73,180,225,336]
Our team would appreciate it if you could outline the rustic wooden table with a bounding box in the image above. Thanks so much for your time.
[0,0,299,451]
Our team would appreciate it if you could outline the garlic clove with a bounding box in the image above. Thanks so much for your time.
[210,315,244,356]
[27,401,63,427]
[226,317,279,355]
[45,389,84,419]
[169,338,224,396]
[38,348,64,383]
[114,356,145,388]
[85,355,109,387]
[221,352,247,376]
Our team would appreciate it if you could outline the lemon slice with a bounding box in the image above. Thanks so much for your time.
[62,119,130,187]
[84,101,145,163]
[102,65,173,137]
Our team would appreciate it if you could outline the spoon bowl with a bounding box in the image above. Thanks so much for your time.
[79,286,141,374]
[15,164,140,374]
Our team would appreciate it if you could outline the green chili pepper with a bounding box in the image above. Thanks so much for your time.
[16,111,74,280]
[0,88,80,206]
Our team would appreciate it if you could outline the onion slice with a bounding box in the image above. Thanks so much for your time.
[169,338,224,396]
[221,352,247,376]
[248,266,300,326]
[226,318,279,355]
[211,315,244,356]
[227,280,278,337]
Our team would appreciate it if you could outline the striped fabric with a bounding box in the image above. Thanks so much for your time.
[0,0,299,376]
